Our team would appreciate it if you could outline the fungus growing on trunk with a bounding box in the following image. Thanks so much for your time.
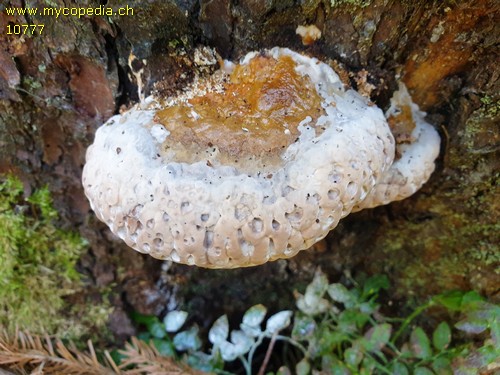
[82,48,440,268]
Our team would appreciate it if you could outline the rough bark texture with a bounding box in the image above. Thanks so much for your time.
[1,0,498,336]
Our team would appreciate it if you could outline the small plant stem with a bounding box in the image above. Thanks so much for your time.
[247,334,265,371]
[257,333,277,375]
[238,355,252,375]
[275,335,308,356]
[391,301,434,344]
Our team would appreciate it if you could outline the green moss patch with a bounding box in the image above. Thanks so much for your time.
[0,175,109,337]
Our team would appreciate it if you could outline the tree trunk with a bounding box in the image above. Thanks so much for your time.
[1,0,498,334]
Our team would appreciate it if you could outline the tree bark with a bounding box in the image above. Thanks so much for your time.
[0,0,498,332]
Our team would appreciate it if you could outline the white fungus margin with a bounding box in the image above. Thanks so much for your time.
[82,48,440,268]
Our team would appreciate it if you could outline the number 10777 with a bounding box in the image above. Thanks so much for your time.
[6,24,44,35]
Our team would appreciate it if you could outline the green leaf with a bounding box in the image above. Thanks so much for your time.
[229,330,253,356]
[358,301,378,315]
[455,302,500,335]
[390,362,409,375]
[431,356,452,375]
[208,314,229,345]
[432,322,451,351]
[242,304,267,327]
[291,314,316,340]
[321,354,350,374]
[414,367,435,375]
[219,341,240,362]
[362,275,389,298]
[186,351,222,372]
[265,310,292,334]
[363,323,392,351]
[328,283,354,305]
[490,315,499,345]
[218,330,254,362]
[317,330,350,355]
[130,312,158,325]
[148,320,166,339]
[109,349,126,366]
[338,309,370,331]
[410,327,433,359]
[399,342,412,357]
[152,338,175,357]
[136,331,151,341]
[276,366,292,375]
[344,346,363,367]
[432,291,466,311]
[461,291,484,306]
[455,318,488,334]
[476,344,500,367]
[296,293,330,316]
[163,310,188,333]
[296,269,330,315]
[295,358,310,375]
[173,326,202,351]
[360,356,377,373]
[241,304,266,337]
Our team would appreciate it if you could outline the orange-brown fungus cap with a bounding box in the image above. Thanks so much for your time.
[156,55,324,157]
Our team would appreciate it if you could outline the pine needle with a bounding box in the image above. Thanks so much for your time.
[0,330,197,375]
[118,337,196,374]
[0,329,117,374]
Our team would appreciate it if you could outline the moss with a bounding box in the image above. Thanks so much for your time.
[383,94,498,298]
[330,0,372,9]
[462,104,499,154]
[371,190,499,298]
[0,175,111,339]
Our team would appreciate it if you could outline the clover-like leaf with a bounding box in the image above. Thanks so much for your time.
[362,275,389,298]
[230,330,253,356]
[242,304,267,327]
[328,283,353,305]
[432,291,466,311]
[410,327,433,359]
[455,319,488,335]
[152,338,175,357]
[209,314,229,345]
[173,326,202,352]
[186,351,220,372]
[131,312,158,325]
[414,367,434,375]
[276,366,292,375]
[390,362,409,375]
[218,330,254,362]
[364,323,392,351]
[432,321,451,351]
[304,269,329,306]
[295,358,310,375]
[219,341,239,362]
[240,322,261,338]
[163,310,188,333]
[460,291,484,306]
[148,320,166,339]
[338,309,370,332]
[455,301,499,336]
[344,346,363,367]
[360,355,377,374]
[431,356,452,374]
[291,315,316,340]
[265,310,293,334]
[296,292,330,316]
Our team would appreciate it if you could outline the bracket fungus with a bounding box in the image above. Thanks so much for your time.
[82,48,440,268]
